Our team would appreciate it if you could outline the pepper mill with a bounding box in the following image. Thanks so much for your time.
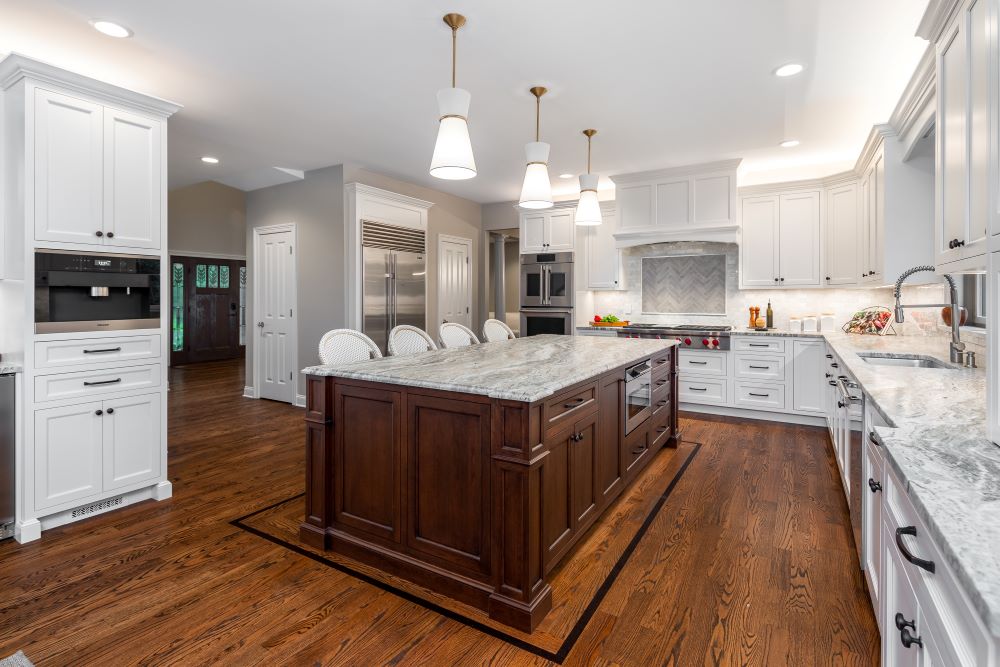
[748,306,756,328]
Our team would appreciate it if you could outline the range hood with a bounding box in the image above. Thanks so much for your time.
[610,159,742,248]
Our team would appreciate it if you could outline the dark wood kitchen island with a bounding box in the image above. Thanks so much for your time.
[299,334,678,631]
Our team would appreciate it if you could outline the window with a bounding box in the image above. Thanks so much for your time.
[208,264,219,288]
[195,264,207,289]
[960,274,987,328]
[220,265,230,289]
[171,262,184,352]
[239,266,247,346]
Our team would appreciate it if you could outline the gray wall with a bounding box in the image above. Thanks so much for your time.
[344,166,485,329]
[245,165,345,396]
[168,181,247,257]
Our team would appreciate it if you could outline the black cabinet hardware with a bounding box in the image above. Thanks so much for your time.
[837,400,845,408]
[825,372,833,378]
[825,276,830,280]
[95,230,104,237]
[825,354,833,359]
[749,365,769,370]
[83,347,122,354]
[107,232,115,238]
[655,379,668,386]
[563,397,585,409]
[748,343,768,347]
[107,408,115,415]
[829,381,837,386]
[869,431,880,447]
[900,627,923,649]
[94,409,103,416]
[631,446,647,455]
[895,613,915,632]
[779,277,785,282]
[868,478,882,493]
[773,277,779,282]
[84,378,122,386]
[687,360,708,365]
[749,392,770,398]
[656,426,668,433]
[688,387,707,392]
[831,362,839,368]
[895,526,935,573]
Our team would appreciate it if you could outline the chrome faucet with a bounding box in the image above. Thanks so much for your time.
[893,265,967,365]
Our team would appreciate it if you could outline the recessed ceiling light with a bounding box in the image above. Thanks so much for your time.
[559,173,574,179]
[780,139,800,148]
[201,156,220,164]
[774,63,804,77]
[90,20,133,38]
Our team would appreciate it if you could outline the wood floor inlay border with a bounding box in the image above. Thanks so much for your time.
[230,442,702,664]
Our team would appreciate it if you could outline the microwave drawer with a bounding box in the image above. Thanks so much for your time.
[34,335,161,370]
[34,363,162,403]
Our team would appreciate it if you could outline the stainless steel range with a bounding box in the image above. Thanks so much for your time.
[616,323,732,350]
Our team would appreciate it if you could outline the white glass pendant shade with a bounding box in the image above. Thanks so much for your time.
[575,174,602,225]
[430,87,476,180]
[518,141,553,209]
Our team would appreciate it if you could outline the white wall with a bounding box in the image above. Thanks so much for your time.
[168,181,247,258]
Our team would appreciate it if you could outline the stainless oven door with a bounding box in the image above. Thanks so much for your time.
[520,308,574,337]
[624,362,652,434]
[520,262,573,308]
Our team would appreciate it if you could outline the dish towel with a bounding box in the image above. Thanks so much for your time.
[0,652,34,667]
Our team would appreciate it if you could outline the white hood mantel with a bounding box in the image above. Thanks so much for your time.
[610,159,741,248]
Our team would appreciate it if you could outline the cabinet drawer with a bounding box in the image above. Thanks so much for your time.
[651,350,673,375]
[678,350,727,376]
[34,363,161,403]
[649,409,672,449]
[678,376,727,405]
[733,382,786,410]
[733,337,785,353]
[623,426,650,475]
[34,335,161,370]
[734,354,786,382]
[652,385,671,415]
[544,381,598,434]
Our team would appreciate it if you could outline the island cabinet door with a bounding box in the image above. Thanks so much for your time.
[404,393,493,579]
[596,375,624,506]
[569,411,600,532]
[334,384,402,544]
[540,429,573,570]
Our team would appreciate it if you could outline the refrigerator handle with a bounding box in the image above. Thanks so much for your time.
[391,253,398,329]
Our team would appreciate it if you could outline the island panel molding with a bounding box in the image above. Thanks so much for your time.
[300,336,679,631]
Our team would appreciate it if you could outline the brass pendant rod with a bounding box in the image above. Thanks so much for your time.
[535,97,540,142]
[451,27,457,88]
[583,129,597,174]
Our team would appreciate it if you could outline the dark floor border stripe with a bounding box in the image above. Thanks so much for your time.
[230,441,702,664]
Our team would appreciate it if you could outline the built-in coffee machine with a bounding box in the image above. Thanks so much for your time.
[34,251,160,334]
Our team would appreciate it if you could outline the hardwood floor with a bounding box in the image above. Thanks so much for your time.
[0,360,878,665]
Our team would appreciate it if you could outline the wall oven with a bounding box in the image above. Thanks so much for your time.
[520,308,574,337]
[624,360,652,434]
[520,252,573,308]
[35,251,160,334]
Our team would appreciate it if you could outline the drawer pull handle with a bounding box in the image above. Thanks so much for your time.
[656,426,668,433]
[84,378,122,387]
[868,478,882,493]
[631,446,647,455]
[828,381,837,386]
[748,365,769,370]
[748,343,769,347]
[688,387,707,392]
[687,360,708,365]
[83,347,122,354]
[869,431,881,447]
[895,526,935,573]
[656,379,667,386]
[830,362,839,368]
[657,400,667,407]
[749,392,770,398]
[563,397,586,409]
[825,354,833,359]
[655,358,668,365]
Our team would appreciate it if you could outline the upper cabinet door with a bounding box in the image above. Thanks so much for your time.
[825,184,858,286]
[586,209,621,289]
[520,213,546,253]
[617,184,653,231]
[34,89,104,246]
[545,210,575,251]
[966,0,989,249]
[778,192,821,286]
[740,196,779,287]
[104,108,162,249]
[937,19,968,265]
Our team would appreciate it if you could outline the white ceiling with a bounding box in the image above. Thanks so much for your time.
[0,0,929,201]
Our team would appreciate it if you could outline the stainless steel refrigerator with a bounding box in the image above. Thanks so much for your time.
[362,221,427,355]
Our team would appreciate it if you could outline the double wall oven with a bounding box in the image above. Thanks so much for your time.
[520,252,574,336]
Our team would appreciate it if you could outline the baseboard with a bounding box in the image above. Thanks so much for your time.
[681,402,827,427]
[153,481,173,501]
[295,394,306,408]
[243,385,255,399]
[15,519,41,544]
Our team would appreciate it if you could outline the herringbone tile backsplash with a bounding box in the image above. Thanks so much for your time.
[641,254,726,314]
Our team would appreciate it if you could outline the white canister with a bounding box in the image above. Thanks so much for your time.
[788,317,802,333]
[820,313,836,332]
[801,315,818,333]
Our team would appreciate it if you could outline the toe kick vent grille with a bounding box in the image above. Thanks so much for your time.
[71,495,124,519]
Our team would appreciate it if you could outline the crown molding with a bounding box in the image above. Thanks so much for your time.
[0,52,181,118]
[889,44,936,139]
[345,182,434,211]
[610,158,743,186]
[738,170,856,197]
[854,124,897,174]
[916,0,963,42]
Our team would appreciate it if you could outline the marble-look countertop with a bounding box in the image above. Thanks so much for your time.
[303,334,677,403]
[821,333,1000,635]
[732,328,826,338]
[0,363,22,374]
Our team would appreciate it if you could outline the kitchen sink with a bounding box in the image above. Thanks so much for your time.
[857,353,953,369]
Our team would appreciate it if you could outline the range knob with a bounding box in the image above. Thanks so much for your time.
[712,339,720,347]
[684,337,692,346]
[702,338,710,346]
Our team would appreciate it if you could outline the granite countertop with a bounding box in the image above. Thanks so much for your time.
[821,333,1000,635]
[0,363,22,374]
[732,328,825,338]
[303,334,677,403]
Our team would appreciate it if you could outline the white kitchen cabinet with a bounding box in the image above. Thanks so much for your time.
[825,182,859,286]
[989,251,1000,445]
[860,155,886,284]
[791,340,825,414]
[34,88,105,246]
[882,527,924,667]
[103,392,161,491]
[778,192,821,286]
[584,205,623,290]
[34,401,104,510]
[519,206,574,253]
[103,107,162,249]
[740,196,779,287]
[862,405,886,632]
[616,183,653,233]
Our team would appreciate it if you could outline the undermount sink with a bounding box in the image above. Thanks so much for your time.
[857,353,953,369]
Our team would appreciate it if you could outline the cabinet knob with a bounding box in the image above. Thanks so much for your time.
[106,407,115,415]
[95,230,104,237]
[779,277,785,282]
[95,409,103,416]
[107,231,115,239]
[868,478,882,493]
[825,276,830,281]
[773,277,779,282]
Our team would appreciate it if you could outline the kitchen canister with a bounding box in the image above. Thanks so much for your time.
[801,315,818,333]
[820,313,836,332]
[788,316,802,333]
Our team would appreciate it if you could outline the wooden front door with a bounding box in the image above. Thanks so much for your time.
[170,256,246,365]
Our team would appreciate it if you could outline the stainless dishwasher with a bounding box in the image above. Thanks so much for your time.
[1,374,13,540]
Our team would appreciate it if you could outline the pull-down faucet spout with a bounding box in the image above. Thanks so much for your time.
[893,265,967,365]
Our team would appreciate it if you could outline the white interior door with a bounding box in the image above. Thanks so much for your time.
[438,235,472,330]
[255,227,297,403]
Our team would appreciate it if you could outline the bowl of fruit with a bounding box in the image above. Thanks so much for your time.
[590,314,629,327]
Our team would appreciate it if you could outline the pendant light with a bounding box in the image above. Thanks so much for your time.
[518,86,553,209]
[430,13,477,180]
[575,129,602,226]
